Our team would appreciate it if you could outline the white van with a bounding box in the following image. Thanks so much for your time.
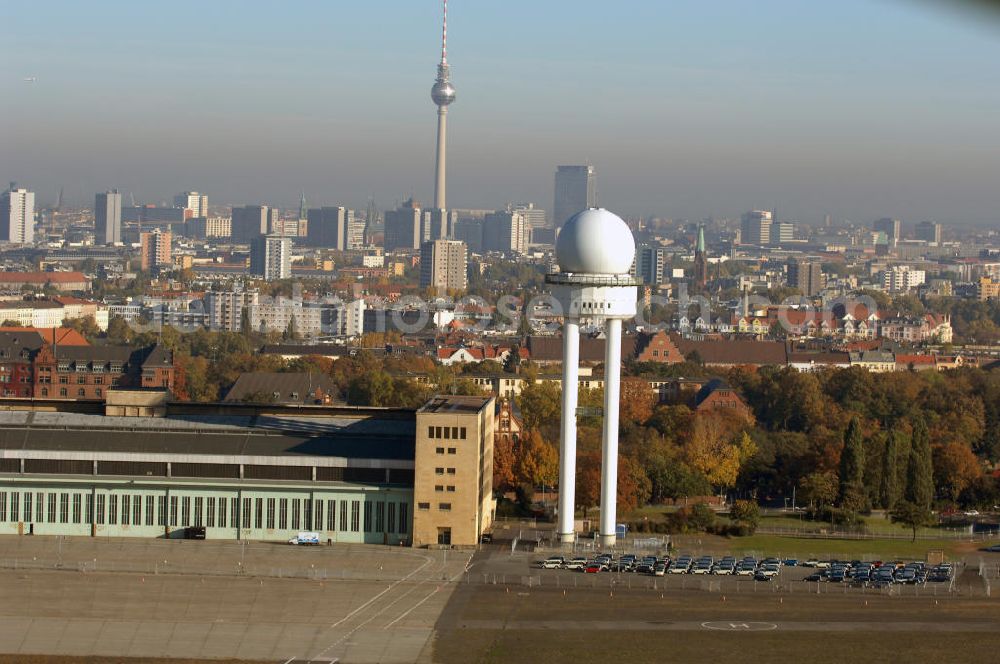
[288,531,321,545]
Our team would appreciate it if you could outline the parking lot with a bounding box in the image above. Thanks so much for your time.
[430,547,1000,664]
[526,552,965,594]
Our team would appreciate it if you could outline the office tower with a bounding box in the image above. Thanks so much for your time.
[547,208,637,546]
[511,203,547,231]
[453,217,483,253]
[430,0,455,210]
[915,221,942,245]
[693,225,708,286]
[95,189,122,245]
[174,192,208,218]
[420,239,467,293]
[187,216,232,239]
[740,210,772,246]
[787,257,824,297]
[482,210,527,255]
[384,199,427,251]
[772,222,794,245]
[250,235,292,280]
[231,205,272,244]
[306,206,362,250]
[874,218,901,247]
[140,229,172,270]
[634,244,668,285]
[553,165,596,230]
[1,183,35,244]
[426,208,455,241]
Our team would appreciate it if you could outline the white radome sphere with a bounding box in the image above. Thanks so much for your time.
[555,208,636,275]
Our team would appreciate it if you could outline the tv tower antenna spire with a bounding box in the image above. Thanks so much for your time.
[430,0,455,210]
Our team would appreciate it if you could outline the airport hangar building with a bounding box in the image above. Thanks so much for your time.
[0,391,495,548]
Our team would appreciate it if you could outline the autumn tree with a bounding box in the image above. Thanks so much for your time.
[934,443,982,503]
[575,450,602,518]
[798,470,838,510]
[891,500,935,542]
[906,417,934,509]
[729,499,761,534]
[686,414,756,497]
[880,430,904,509]
[617,455,652,513]
[492,434,517,494]
[516,430,558,489]
[619,379,655,426]
[517,380,561,431]
[838,417,866,510]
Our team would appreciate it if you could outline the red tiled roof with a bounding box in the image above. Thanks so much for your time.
[0,326,89,346]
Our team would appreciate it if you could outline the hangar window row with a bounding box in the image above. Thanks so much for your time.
[0,490,409,535]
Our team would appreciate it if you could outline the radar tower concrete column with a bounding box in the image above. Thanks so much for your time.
[599,317,623,548]
[557,319,580,543]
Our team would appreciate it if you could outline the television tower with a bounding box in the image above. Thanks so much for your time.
[430,0,455,210]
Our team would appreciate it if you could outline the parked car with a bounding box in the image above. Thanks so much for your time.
[563,557,587,571]
[583,563,602,574]
[539,556,565,569]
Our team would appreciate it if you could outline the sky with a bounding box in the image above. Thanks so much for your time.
[2,0,1000,225]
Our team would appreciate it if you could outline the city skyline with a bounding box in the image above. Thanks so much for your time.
[2,1,1000,224]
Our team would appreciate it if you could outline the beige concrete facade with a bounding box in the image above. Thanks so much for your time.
[411,395,494,547]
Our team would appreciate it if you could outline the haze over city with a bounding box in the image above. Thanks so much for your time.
[3,0,1000,224]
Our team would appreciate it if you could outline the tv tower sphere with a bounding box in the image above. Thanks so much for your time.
[555,208,636,275]
[431,77,456,106]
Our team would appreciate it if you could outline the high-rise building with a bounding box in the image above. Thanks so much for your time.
[205,290,259,331]
[510,203,547,231]
[306,207,363,250]
[140,229,172,271]
[187,216,232,239]
[740,210,772,246]
[634,244,669,285]
[915,221,942,245]
[173,192,208,218]
[430,0,456,211]
[384,199,427,252]
[787,257,824,296]
[882,265,925,292]
[874,218,901,247]
[482,210,526,255]
[250,235,292,281]
[94,190,122,245]
[1,183,35,244]
[420,239,467,293]
[553,165,596,230]
[231,205,273,244]
[771,222,794,245]
[453,217,483,253]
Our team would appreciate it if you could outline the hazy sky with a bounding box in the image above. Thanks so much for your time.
[3,0,1000,225]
